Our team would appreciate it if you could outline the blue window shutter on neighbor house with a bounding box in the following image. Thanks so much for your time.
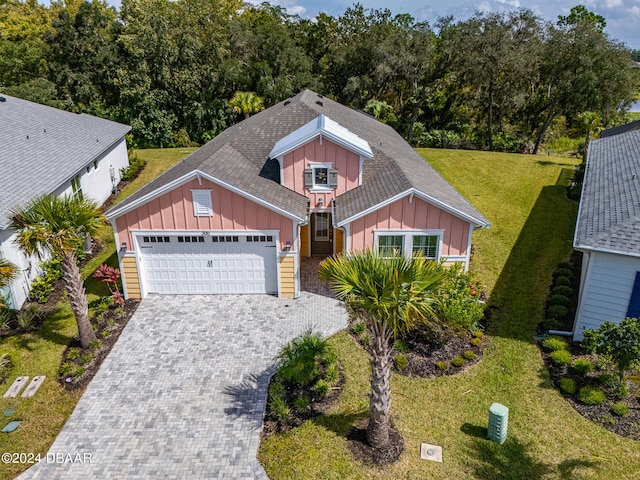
[626,272,640,318]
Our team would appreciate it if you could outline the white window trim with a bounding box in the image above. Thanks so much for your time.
[191,189,213,217]
[374,230,444,260]
[309,162,333,192]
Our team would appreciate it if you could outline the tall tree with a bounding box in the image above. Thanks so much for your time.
[319,251,444,448]
[11,195,104,348]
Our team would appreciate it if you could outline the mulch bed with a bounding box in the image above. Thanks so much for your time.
[347,420,404,466]
[542,344,640,441]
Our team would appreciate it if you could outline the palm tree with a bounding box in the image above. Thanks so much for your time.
[319,251,444,448]
[0,259,18,308]
[229,91,265,119]
[11,194,104,348]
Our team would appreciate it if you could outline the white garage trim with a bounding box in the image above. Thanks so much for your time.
[133,230,280,297]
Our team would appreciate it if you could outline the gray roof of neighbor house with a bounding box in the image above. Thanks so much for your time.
[107,90,489,228]
[574,129,640,256]
[600,120,640,138]
[0,94,131,229]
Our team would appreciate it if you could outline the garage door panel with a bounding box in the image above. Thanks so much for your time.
[141,234,278,295]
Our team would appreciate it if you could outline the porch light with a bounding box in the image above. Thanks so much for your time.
[317,198,323,206]
[284,241,291,251]
[120,242,127,252]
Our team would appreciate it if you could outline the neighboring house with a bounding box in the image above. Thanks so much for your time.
[106,90,489,299]
[572,129,640,340]
[600,120,640,138]
[0,94,131,309]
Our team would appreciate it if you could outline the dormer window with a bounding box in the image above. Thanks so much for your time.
[305,162,338,191]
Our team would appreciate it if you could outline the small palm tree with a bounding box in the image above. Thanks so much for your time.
[0,259,18,308]
[319,251,444,448]
[11,194,105,348]
[229,91,265,119]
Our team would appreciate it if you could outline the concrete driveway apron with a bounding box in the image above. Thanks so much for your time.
[18,293,347,479]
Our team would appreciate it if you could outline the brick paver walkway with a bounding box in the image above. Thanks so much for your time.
[18,293,347,479]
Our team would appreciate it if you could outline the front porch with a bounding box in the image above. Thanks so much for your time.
[300,256,336,298]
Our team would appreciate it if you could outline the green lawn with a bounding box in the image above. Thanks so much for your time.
[0,148,190,479]
[258,150,640,479]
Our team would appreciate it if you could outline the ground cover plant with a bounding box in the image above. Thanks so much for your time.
[0,148,189,479]
[259,149,640,478]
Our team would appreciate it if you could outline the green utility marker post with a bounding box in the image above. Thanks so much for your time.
[488,403,508,444]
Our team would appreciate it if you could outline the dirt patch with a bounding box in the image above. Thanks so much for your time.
[542,344,640,440]
[347,419,404,466]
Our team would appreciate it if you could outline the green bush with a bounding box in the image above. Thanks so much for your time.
[436,361,448,371]
[66,348,81,360]
[393,354,408,371]
[463,350,476,361]
[548,305,569,320]
[555,267,573,279]
[29,257,63,304]
[555,276,571,287]
[451,356,465,368]
[550,350,572,366]
[571,358,594,374]
[352,321,366,335]
[473,330,484,339]
[80,353,94,365]
[16,303,42,331]
[313,379,329,398]
[598,372,618,388]
[471,337,482,347]
[583,318,640,383]
[435,263,485,332]
[612,402,628,416]
[0,307,11,334]
[269,395,290,422]
[72,366,84,378]
[59,362,74,376]
[89,339,102,350]
[557,262,573,271]
[275,330,334,387]
[559,377,576,394]
[393,339,407,353]
[294,396,310,414]
[549,294,570,307]
[542,336,569,352]
[553,285,573,297]
[324,364,339,385]
[578,386,606,405]
[120,153,147,181]
[269,379,285,398]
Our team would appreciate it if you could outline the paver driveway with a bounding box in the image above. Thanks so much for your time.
[18,293,347,479]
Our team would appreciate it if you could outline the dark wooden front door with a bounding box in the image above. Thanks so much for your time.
[311,212,333,256]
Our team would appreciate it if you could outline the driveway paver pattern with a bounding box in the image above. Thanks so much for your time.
[18,293,347,479]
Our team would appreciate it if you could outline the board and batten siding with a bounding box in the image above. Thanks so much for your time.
[115,178,294,252]
[121,255,141,299]
[282,137,361,207]
[348,195,471,260]
[573,251,640,340]
[279,256,295,298]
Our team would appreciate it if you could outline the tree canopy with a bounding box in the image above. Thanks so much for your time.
[1,1,637,151]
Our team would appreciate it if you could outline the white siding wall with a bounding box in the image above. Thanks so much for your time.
[573,251,640,340]
[2,137,129,310]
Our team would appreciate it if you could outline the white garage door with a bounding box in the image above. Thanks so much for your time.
[138,233,278,295]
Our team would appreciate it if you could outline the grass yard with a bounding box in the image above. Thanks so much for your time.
[0,148,190,479]
[258,149,640,479]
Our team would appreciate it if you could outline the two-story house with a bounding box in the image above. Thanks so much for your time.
[106,90,489,299]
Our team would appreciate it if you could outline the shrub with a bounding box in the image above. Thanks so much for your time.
[557,262,573,271]
[612,402,628,416]
[313,379,329,398]
[120,154,146,181]
[436,361,448,371]
[325,364,339,385]
[393,339,407,353]
[269,379,285,398]
[59,362,74,376]
[473,330,484,339]
[598,372,618,388]
[549,294,570,307]
[463,350,476,361]
[17,303,42,331]
[542,336,568,352]
[555,276,571,287]
[80,353,94,365]
[555,267,573,279]
[352,322,366,335]
[276,330,334,387]
[548,305,569,319]
[89,339,102,351]
[360,334,371,346]
[471,337,482,347]
[294,396,310,414]
[578,386,606,405]
[0,308,11,334]
[29,257,62,303]
[393,354,407,371]
[66,348,81,360]
[571,358,594,374]
[436,263,485,332]
[583,318,640,382]
[451,356,465,368]
[101,330,110,338]
[553,285,573,297]
[269,395,290,422]
[93,264,124,306]
[550,350,572,366]
[559,377,576,394]
[615,382,630,399]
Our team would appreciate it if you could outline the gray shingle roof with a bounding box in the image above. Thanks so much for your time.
[108,90,489,228]
[574,129,640,255]
[0,94,131,228]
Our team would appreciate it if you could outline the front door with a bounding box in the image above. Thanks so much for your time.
[311,212,333,256]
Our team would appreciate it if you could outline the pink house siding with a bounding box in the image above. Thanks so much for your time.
[349,195,470,257]
[115,178,294,251]
[282,138,360,207]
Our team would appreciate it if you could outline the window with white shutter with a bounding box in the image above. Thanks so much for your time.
[192,190,213,216]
